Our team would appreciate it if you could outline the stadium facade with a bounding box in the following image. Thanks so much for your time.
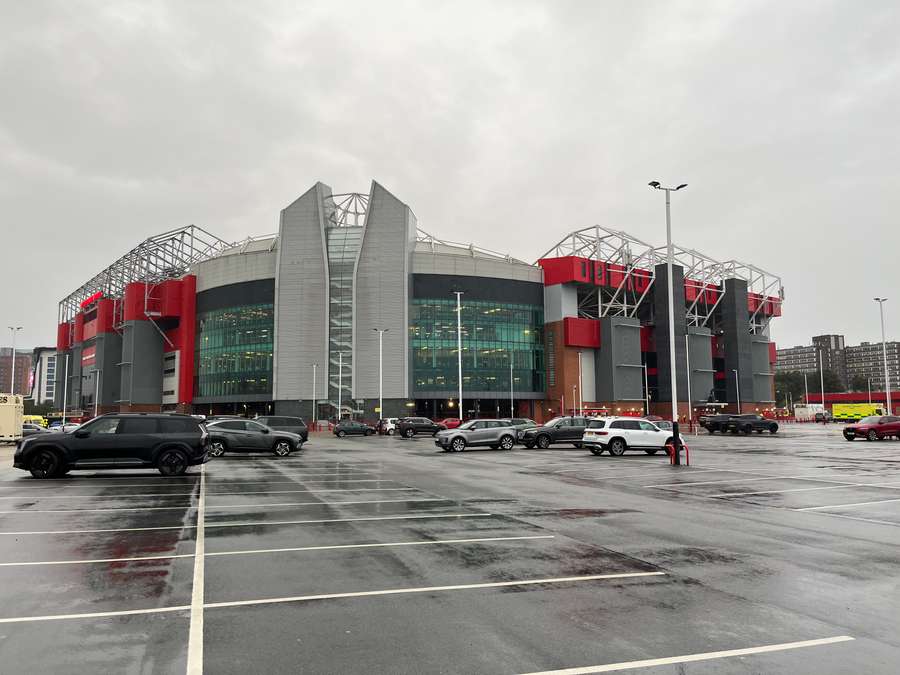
[54,180,784,422]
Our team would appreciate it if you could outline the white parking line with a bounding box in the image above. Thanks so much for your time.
[186,466,206,675]
[643,472,891,489]
[0,605,191,624]
[203,572,666,610]
[796,511,900,528]
[0,478,397,491]
[515,635,855,674]
[711,481,900,498]
[554,468,722,480]
[0,535,555,567]
[0,487,421,500]
[0,512,494,536]
[796,497,900,511]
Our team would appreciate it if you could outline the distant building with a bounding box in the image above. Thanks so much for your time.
[812,334,847,387]
[774,344,817,374]
[31,348,58,404]
[845,341,900,392]
[0,347,32,396]
[776,334,900,392]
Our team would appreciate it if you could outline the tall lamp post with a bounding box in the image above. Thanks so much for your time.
[818,349,826,414]
[577,350,583,416]
[649,181,687,465]
[875,298,892,414]
[311,363,319,426]
[509,352,514,417]
[733,369,741,413]
[337,352,343,420]
[373,328,389,422]
[453,291,464,421]
[7,326,23,393]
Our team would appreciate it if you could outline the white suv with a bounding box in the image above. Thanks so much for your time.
[581,417,673,457]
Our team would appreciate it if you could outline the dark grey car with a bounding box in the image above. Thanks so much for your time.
[256,416,309,443]
[205,419,302,457]
[434,419,517,452]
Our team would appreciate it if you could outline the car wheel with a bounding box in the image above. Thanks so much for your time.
[644,449,659,455]
[273,441,292,456]
[524,442,535,449]
[843,432,854,441]
[742,425,753,435]
[708,425,718,433]
[608,438,627,456]
[769,425,778,434]
[29,448,63,479]
[756,429,763,434]
[388,429,395,435]
[573,442,583,449]
[536,435,551,449]
[590,448,603,456]
[366,429,374,436]
[867,430,879,441]
[499,435,515,450]
[451,437,466,452]
[208,441,226,457]
[337,430,346,438]
[404,429,414,438]
[157,449,188,476]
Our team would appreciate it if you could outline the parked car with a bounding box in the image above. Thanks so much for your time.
[698,414,734,433]
[581,417,674,456]
[815,411,833,423]
[255,416,309,443]
[501,417,538,440]
[22,423,51,439]
[333,420,375,437]
[843,415,900,441]
[724,414,779,435]
[437,417,464,430]
[654,420,674,431]
[376,418,399,435]
[397,417,446,438]
[13,413,208,478]
[434,419,516,452]
[205,419,302,457]
[520,416,589,449]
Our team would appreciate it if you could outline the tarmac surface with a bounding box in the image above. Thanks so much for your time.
[0,423,897,674]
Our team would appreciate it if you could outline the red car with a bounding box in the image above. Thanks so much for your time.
[843,415,900,441]
[437,417,464,429]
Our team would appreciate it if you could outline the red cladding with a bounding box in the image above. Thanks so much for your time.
[640,325,655,352]
[83,317,97,341]
[96,299,115,334]
[563,317,601,348]
[178,275,197,403]
[764,296,782,317]
[684,279,702,302]
[81,345,96,367]
[593,261,606,286]
[56,323,71,351]
[606,263,631,290]
[714,371,726,380]
[73,313,85,343]
[647,367,658,376]
[711,335,724,359]
[769,342,777,365]
[159,280,184,317]
[748,292,763,312]
[123,282,150,321]
[538,257,593,286]
[80,291,103,309]
[631,268,652,294]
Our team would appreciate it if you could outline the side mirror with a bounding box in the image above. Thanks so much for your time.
[261,428,270,434]
[74,430,90,439]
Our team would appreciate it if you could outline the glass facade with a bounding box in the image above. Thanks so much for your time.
[325,225,363,409]
[410,298,545,394]
[195,303,274,398]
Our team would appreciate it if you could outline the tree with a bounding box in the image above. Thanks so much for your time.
[24,399,53,416]
[775,369,844,403]
[849,374,870,392]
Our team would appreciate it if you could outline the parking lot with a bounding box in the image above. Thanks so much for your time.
[0,424,898,674]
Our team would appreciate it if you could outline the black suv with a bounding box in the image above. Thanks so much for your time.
[397,417,446,438]
[724,414,779,435]
[520,416,589,449]
[256,416,309,443]
[14,413,208,479]
[205,419,303,457]
[698,414,734,433]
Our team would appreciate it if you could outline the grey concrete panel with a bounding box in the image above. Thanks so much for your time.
[411,252,542,283]
[721,278,754,405]
[69,345,83,409]
[119,321,163,406]
[596,317,643,402]
[751,335,775,403]
[94,333,122,407]
[352,182,415,400]
[53,350,70,411]
[687,326,714,405]
[274,183,331,400]
[653,263,689,402]
[543,284,578,323]
[194,249,276,293]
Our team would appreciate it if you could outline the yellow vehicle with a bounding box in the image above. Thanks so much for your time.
[23,415,48,428]
[832,403,884,422]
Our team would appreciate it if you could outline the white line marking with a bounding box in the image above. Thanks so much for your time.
[556,469,722,481]
[515,635,855,674]
[0,605,191,624]
[0,487,420,500]
[0,535,555,567]
[643,472,890,488]
[797,497,900,511]
[0,498,449,514]
[0,478,397,490]
[0,512,494,536]
[186,465,205,675]
[711,481,900,498]
[795,511,900,528]
[202,572,665,610]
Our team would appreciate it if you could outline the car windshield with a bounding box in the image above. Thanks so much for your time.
[859,416,882,425]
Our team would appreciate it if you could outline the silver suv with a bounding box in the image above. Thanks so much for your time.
[435,419,517,452]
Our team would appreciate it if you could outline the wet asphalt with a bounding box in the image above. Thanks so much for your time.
[0,423,897,674]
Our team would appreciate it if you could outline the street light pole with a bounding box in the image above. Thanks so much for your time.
[373,328,389,422]
[804,372,809,404]
[649,181,687,465]
[643,361,650,416]
[867,377,871,405]
[311,363,318,425]
[61,352,69,425]
[577,350,583,416]
[684,333,693,433]
[454,291,464,421]
[8,326,23,393]
[733,369,741,413]
[875,298,892,414]
[509,353,514,417]
[337,352,343,420]
[818,349,826,413]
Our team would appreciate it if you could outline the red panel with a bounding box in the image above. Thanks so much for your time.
[96,299,115,334]
[765,296,782,317]
[711,335,724,359]
[640,325,655,352]
[684,279,702,302]
[703,284,720,305]
[56,323,71,351]
[714,371,726,380]
[80,291,103,309]
[647,367,658,376]
[81,345,96,368]
[606,263,632,290]
[73,313,85,343]
[632,268,652,294]
[593,260,606,286]
[178,275,197,403]
[82,319,97,341]
[123,282,158,321]
[768,342,777,364]
[563,317,601,348]
[159,279,183,318]
[538,256,592,286]
[748,292,763,312]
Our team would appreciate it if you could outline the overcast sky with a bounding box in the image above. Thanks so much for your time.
[2,0,898,351]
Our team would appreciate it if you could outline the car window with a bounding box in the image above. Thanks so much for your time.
[609,420,626,429]
[215,420,246,431]
[572,417,587,426]
[85,417,121,434]
[246,421,268,432]
[118,418,158,434]
[557,419,572,427]
[638,421,656,431]
[158,417,201,434]
[587,420,606,429]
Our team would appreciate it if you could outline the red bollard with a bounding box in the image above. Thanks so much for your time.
[666,443,690,466]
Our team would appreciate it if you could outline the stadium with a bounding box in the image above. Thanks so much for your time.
[55,180,784,423]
